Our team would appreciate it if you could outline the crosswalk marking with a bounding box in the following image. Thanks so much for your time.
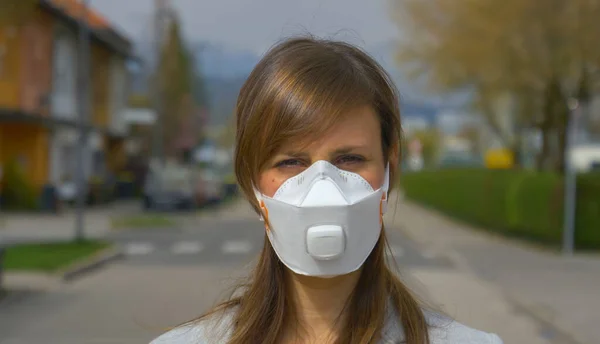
[124,242,154,256]
[222,240,253,254]
[388,245,404,258]
[123,240,254,256]
[171,242,203,255]
[121,240,440,264]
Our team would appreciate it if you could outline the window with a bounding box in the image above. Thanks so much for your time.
[0,26,18,81]
[0,44,6,79]
[60,145,76,181]
[92,150,106,177]
[53,35,77,95]
[54,39,68,93]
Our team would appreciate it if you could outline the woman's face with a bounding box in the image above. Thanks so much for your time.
[258,105,394,197]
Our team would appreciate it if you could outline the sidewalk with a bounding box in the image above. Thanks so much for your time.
[0,198,254,245]
[178,197,259,231]
[387,194,600,344]
[0,201,139,245]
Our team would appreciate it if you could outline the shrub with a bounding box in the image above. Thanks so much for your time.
[401,169,600,250]
[1,157,38,211]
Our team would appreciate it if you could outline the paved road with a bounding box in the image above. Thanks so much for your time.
[112,219,453,269]
[0,208,452,344]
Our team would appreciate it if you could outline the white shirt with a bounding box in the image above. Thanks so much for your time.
[151,307,503,344]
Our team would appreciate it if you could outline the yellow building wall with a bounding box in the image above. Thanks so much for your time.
[0,123,49,187]
[92,44,111,128]
[19,7,55,115]
[0,25,22,108]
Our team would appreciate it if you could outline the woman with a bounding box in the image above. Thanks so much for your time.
[152,37,503,344]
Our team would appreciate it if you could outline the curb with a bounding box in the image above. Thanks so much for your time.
[110,225,181,232]
[59,246,124,282]
[0,247,123,305]
[0,272,63,306]
[0,289,30,307]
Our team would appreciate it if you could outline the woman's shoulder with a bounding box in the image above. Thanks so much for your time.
[425,311,503,344]
[150,323,204,344]
[149,310,235,344]
[382,308,502,344]
[151,307,502,344]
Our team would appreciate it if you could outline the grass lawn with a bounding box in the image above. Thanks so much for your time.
[111,214,177,230]
[3,240,110,272]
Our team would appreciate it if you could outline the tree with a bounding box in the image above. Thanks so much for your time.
[404,128,441,168]
[457,125,481,156]
[193,72,209,110]
[155,14,197,155]
[391,0,600,172]
[128,94,152,109]
[217,116,237,149]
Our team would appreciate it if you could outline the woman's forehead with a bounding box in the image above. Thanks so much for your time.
[276,106,380,154]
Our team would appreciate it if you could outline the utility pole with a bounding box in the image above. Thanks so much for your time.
[562,98,580,256]
[152,0,167,166]
[563,71,591,256]
[75,0,92,242]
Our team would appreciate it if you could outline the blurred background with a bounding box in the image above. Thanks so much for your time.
[0,1,598,343]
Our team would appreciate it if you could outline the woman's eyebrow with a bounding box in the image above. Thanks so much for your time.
[280,150,311,158]
[280,145,369,159]
[330,145,368,155]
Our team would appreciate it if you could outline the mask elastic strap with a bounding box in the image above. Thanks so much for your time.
[253,186,265,222]
[380,163,390,215]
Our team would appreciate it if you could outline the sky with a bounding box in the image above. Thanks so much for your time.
[92,0,470,113]
[92,0,400,57]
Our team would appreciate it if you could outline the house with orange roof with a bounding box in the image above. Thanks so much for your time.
[0,0,134,210]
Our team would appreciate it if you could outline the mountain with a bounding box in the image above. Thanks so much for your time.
[128,41,251,126]
[129,39,474,129]
[195,43,449,128]
[191,43,260,79]
[128,41,260,93]
[202,75,247,127]
[191,44,257,126]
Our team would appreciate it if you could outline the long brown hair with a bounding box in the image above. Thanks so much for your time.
[195,37,430,344]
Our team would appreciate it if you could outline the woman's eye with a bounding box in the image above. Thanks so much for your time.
[336,155,364,165]
[275,159,304,168]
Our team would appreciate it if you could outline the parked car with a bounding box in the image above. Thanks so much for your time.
[57,173,115,207]
[143,161,196,211]
[222,172,238,198]
[571,144,600,173]
[194,167,225,207]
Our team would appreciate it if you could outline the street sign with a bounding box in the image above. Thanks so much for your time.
[484,149,514,169]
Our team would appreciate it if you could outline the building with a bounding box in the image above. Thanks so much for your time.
[402,116,430,137]
[0,0,134,209]
[123,105,157,158]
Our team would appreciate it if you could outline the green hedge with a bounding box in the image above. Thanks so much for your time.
[401,169,600,250]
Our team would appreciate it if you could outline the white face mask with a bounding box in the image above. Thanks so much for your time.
[254,160,389,277]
